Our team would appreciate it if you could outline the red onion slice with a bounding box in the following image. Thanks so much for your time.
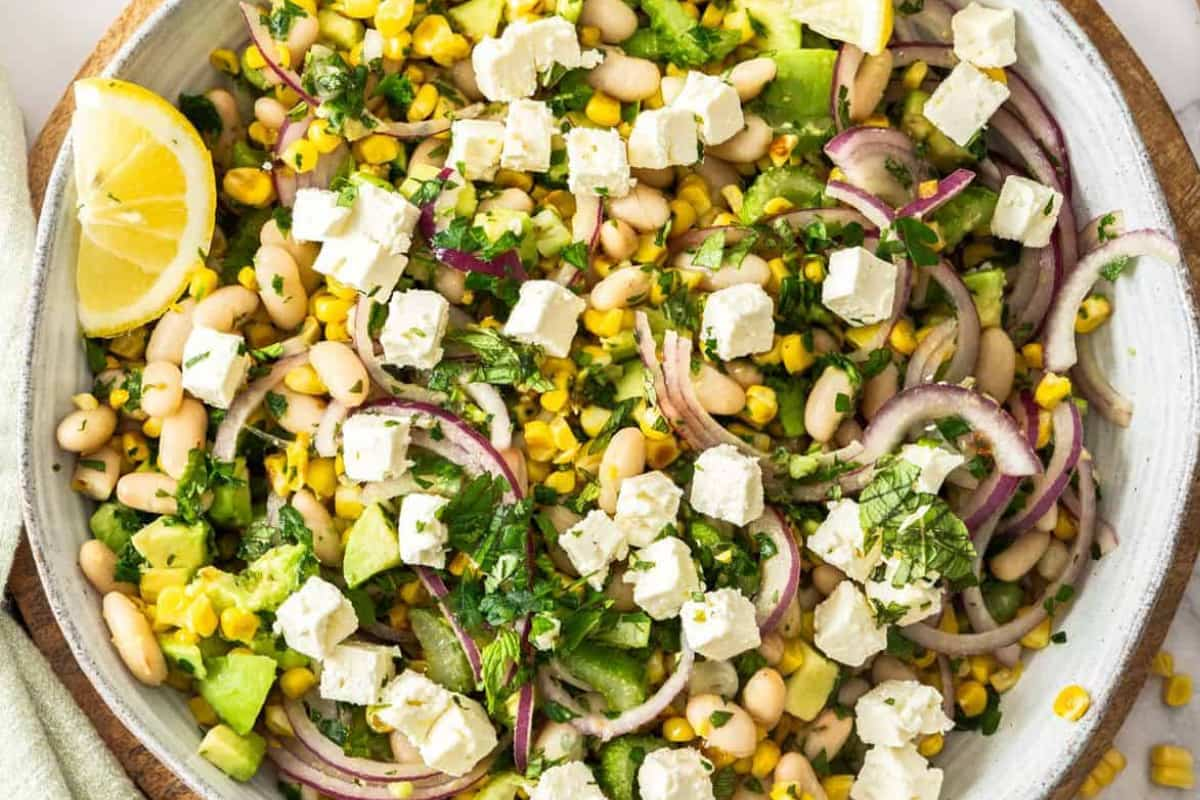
[958,471,1019,532]
[831,44,865,132]
[513,682,535,773]
[825,127,924,207]
[825,180,895,229]
[926,260,981,383]
[1061,482,1118,556]
[1078,211,1126,255]
[998,400,1081,535]
[1071,343,1132,428]
[1004,70,1072,195]
[239,3,318,106]
[634,312,691,435]
[461,381,513,451]
[889,42,957,69]
[315,400,349,458]
[904,318,957,388]
[213,353,309,461]
[750,508,801,633]
[900,0,956,43]
[960,514,1021,667]
[352,295,445,402]
[895,169,975,219]
[1008,239,1059,343]
[436,246,527,281]
[375,105,484,139]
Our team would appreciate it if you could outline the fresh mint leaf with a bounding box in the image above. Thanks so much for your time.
[587,398,638,453]
[480,628,522,713]
[375,73,415,115]
[561,241,589,270]
[691,231,726,269]
[892,216,940,267]
[265,0,308,39]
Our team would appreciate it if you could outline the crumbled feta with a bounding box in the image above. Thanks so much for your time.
[638,747,716,800]
[813,581,888,667]
[922,62,1011,147]
[627,107,699,169]
[341,413,411,482]
[624,536,701,621]
[421,695,499,776]
[291,189,352,242]
[864,555,943,626]
[671,71,744,145]
[700,283,776,361]
[313,235,408,298]
[471,18,602,102]
[822,247,900,326]
[851,745,944,800]
[559,510,628,590]
[503,279,587,358]
[806,499,881,583]
[564,127,633,198]
[397,492,451,569]
[318,641,398,705]
[990,175,1063,248]
[446,119,506,182]
[531,762,607,800]
[952,2,1017,68]
[341,182,422,255]
[377,670,454,740]
[502,99,556,173]
[899,443,966,495]
[272,576,358,660]
[615,470,684,547]
[521,17,604,73]
[181,327,250,409]
[681,588,762,660]
[855,680,955,747]
[690,444,765,526]
[380,289,450,370]
[531,612,562,651]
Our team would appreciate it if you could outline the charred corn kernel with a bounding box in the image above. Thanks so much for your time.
[669,199,697,234]
[354,133,402,165]
[524,420,556,461]
[917,733,944,758]
[751,740,781,778]
[902,60,929,90]
[248,120,277,148]
[387,603,410,630]
[383,32,412,60]
[584,91,622,127]
[305,457,337,499]
[314,295,355,324]
[325,320,351,342]
[108,388,131,410]
[844,323,881,351]
[73,392,100,411]
[189,696,219,726]
[1053,508,1077,540]
[1035,373,1072,410]
[580,406,611,438]
[220,607,261,643]
[781,333,816,374]
[282,138,320,174]
[399,579,426,605]
[969,654,997,683]
[1052,685,1090,720]
[1152,650,1176,678]
[822,775,854,800]
[224,167,276,207]
[188,266,220,299]
[186,596,219,638]
[539,388,570,413]
[264,704,294,738]
[989,661,1023,693]
[244,44,267,70]
[778,638,806,676]
[544,469,577,494]
[956,680,988,718]
[917,179,940,199]
[1020,612,1052,649]
[335,485,364,519]
[646,436,681,469]
[662,717,695,742]
[407,83,439,121]
[981,66,1007,83]
[583,308,624,338]
[375,0,414,35]
[210,48,240,75]
[718,185,744,216]
[236,265,259,291]
[762,196,794,215]
[802,255,826,283]
[285,364,328,396]
[635,233,668,265]
[1035,409,1052,448]
[863,114,891,128]
[752,336,784,367]
[1075,295,1112,333]
[339,0,380,18]
[1163,673,1193,707]
[281,667,318,699]
[741,385,778,427]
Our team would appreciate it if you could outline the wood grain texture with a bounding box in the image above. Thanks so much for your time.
[8,0,1200,798]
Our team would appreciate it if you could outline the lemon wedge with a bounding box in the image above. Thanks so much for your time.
[72,77,217,337]
[790,0,894,55]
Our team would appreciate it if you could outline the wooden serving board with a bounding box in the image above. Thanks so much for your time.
[9,1,1200,798]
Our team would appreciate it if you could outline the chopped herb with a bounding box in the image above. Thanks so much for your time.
[178,93,222,137]
[264,0,308,40]
[885,156,914,190]
[892,217,941,267]
[265,391,289,419]
[587,397,638,453]
[78,459,107,471]
[560,241,589,270]
[374,73,415,116]
[184,351,210,368]
[691,231,726,269]
[708,710,733,728]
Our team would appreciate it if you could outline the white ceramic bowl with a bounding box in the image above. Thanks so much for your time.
[19,1,1200,798]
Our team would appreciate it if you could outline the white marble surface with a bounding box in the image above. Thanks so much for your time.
[0,0,1197,795]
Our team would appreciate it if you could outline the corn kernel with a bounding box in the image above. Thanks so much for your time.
[220,607,261,644]
[634,233,668,265]
[1077,776,1102,798]
[583,307,625,338]
[902,60,929,90]
[122,431,150,463]
[822,775,855,800]
[678,184,712,217]
[1052,508,1077,540]
[989,662,1024,693]
[844,323,881,352]
[956,680,988,717]
[778,637,806,676]
[741,385,778,427]
[981,66,1007,83]
[185,595,219,638]
[539,388,570,413]
[305,457,337,499]
[1020,612,1052,650]
[545,469,577,495]
[209,48,240,76]
[1102,747,1127,773]
[325,320,352,342]
[917,733,944,758]
[1163,673,1193,707]
[524,420,556,462]
[1020,342,1044,368]
[645,436,681,469]
[1052,684,1090,721]
[108,388,130,410]
[662,717,695,742]
[769,781,811,800]
[863,114,891,128]
[549,415,578,451]
[282,138,321,174]
[340,0,380,18]
[388,603,410,630]
[762,196,794,216]
[751,740,781,778]
[1151,766,1196,790]
[399,579,426,605]
[224,167,277,207]
[1034,372,1072,410]
[584,91,622,127]
[1075,295,1112,333]
[1152,650,1175,678]
[578,24,602,47]
[335,485,365,519]
[407,83,440,121]
[189,696,219,726]
[969,654,997,684]
[307,118,345,154]
[314,294,356,324]
[721,8,754,42]
[917,179,940,200]
[1035,409,1052,448]
[752,336,784,367]
[264,704,294,738]
[383,32,412,60]
[1151,745,1194,769]
[354,133,403,166]
[668,199,697,235]
[233,265,258,292]
[280,667,318,699]
[244,44,267,70]
[777,333,814,375]
[188,266,220,299]
[375,0,415,35]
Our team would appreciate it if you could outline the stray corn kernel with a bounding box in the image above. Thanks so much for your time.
[890,318,918,355]
[762,196,794,216]
[188,695,219,726]
[917,733,944,758]
[663,716,695,742]
[741,384,779,427]
[1075,295,1112,333]
[1035,372,1072,410]
[1163,673,1193,707]
[1152,650,1175,678]
[280,667,318,699]
[544,469,577,495]
[585,91,622,127]
[1052,684,1091,721]
[188,266,220,300]
[223,167,277,207]
[777,637,806,676]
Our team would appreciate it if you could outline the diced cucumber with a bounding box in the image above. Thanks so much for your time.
[410,607,475,693]
[596,735,668,800]
[558,641,647,712]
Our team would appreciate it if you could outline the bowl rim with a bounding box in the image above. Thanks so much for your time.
[16,1,1200,799]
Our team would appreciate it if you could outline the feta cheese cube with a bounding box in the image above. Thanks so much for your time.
[899,443,965,494]
[806,499,881,583]
[854,680,955,747]
[990,175,1063,248]
[822,247,899,326]
[342,413,411,482]
[530,612,562,651]
[952,2,1017,68]
[181,327,250,409]
[272,576,358,659]
[671,71,744,145]
[397,493,451,569]
[813,581,888,667]
[319,641,398,705]
[342,182,421,255]
[421,695,499,776]
[615,470,684,547]
[503,279,587,358]
[559,509,628,590]
[502,99,556,173]
[362,28,384,63]
[638,747,716,800]
[291,189,352,242]
[864,556,942,626]
[380,289,450,370]
[681,588,762,660]
[627,107,699,169]
[446,119,506,182]
[377,670,454,740]
[313,236,408,298]
[472,34,538,101]
[850,745,943,800]
[922,62,1010,147]
[690,443,765,526]
[532,762,607,800]
[701,283,775,361]
[521,17,604,73]
[624,536,701,621]
[564,127,633,198]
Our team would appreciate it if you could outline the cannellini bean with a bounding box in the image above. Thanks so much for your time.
[692,363,747,415]
[778,596,804,639]
[450,58,483,101]
[811,329,838,354]
[850,50,894,122]
[157,399,208,480]
[273,387,328,436]
[604,564,638,611]
[478,188,534,214]
[580,0,639,42]
[597,428,645,513]
[591,267,652,311]
[694,253,771,291]
[287,15,320,62]
[729,57,778,101]
[79,539,136,596]
[140,361,184,419]
[696,156,740,192]
[871,654,918,684]
[409,137,447,174]
[834,418,863,448]
[837,676,872,707]
[805,366,854,443]
[192,285,260,332]
[758,632,784,666]
[599,219,639,261]
[631,166,674,189]
[292,489,341,566]
[434,265,469,304]
[742,668,786,727]
[707,115,773,164]
[1035,503,1058,532]
[71,446,121,501]
[804,708,854,762]
[1037,537,1071,582]
[116,472,179,515]
[690,659,740,698]
[309,341,370,407]
[255,245,310,331]
[103,592,167,686]
[861,361,899,421]
[811,564,846,596]
[390,731,422,764]
[607,183,670,233]
[773,753,826,800]
[725,360,764,389]
[205,89,241,166]
[975,327,1016,401]
[260,219,321,292]
[56,406,117,453]
[990,530,1052,581]
[534,721,586,762]
[587,51,660,102]
[254,97,288,130]
[685,695,757,758]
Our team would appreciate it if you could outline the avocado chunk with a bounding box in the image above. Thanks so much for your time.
[593,612,653,649]
[962,268,1007,328]
[596,735,668,800]
[531,207,572,258]
[759,48,837,134]
[409,607,475,693]
[209,458,252,529]
[158,631,208,679]
[557,0,584,22]
[474,207,538,264]
[559,641,647,712]
[198,724,267,782]
[237,543,316,611]
[89,502,142,554]
[197,652,277,736]
[475,772,529,800]
[741,165,827,224]
[930,185,998,251]
[132,517,210,572]
[614,360,647,402]
[250,631,310,670]
[783,640,839,720]
[448,0,504,41]
[739,0,802,50]
[343,504,402,589]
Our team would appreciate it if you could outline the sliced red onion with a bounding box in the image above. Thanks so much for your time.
[352,295,446,402]
[895,169,975,219]
[417,168,457,240]
[1007,239,1044,324]
[901,0,956,43]
[1078,211,1126,255]
[1004,70,1072,195]
[937,651,955,716]
[436,246,527,281]
[1071,343,1133,428]
[634,312,691,435]
[1041,229,1180,371]
[998,400,1081,534]
[1061,481,1118,555]
[213,353,309,461]
[461,381,513,451]
[308,143,349,193]
[1007,240,1058,343]
[283,698,438,783]
[513,682,535,773]
[414,565,483,682]
[825,180,895,229]
[904,318,957,388]
[375,105,484,139]
[926,260,981,383]
[750,508,801,633]
[889,42,957,69]
[825,127,924,207]
[239,3,318,106]
[959,513,1021,666]
[362,621,417,645]
[831,45,865,132]
[958,470,1019,532]
[315,400,349,458]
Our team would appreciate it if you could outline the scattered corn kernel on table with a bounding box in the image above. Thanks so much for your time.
[2,0,1199,797]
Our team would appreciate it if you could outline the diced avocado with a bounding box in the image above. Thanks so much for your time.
[132,517,210,572]
[197,652,277,736]
[317,9,365,49]
[632,0,740,67]
[930,186,998,251]
[409,607,475,693]
[593,613,653,649]
[899,90,978,171]
[559,641,647,712]
[615,361,647,402]
[343,504,402,589]
[739,0,801,50]
[596,735,668,800]
[981,581,1023,624]
[448,0,505,41]
[532,207,572,258]
[199,635,233,661]
[159,631,208,679]
[249,631,310,670]
[602,329,639,363]
[231,140,268,169]
[237,543,316,611]
[139,567,192,603]
[89,502,142,554]
[475,208,538,264]
[198,724,267,782]
[475,772,529,800]
[758,49,837,143]
[783,640,839,720]
[557,0,585,23]
[741,165,827,224]
[963,268,1007,328]
[209,458,252,529]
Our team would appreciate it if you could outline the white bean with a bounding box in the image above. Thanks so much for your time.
[604,563,638,611]
[692,363,747,415]
[850,50,894,122]
[205,89,241,165]
[256,245,310,331]
[79,539,136,596]
[534,721,586,762]
[834,418,863,448]
[72,446,121,501]
[478,188,534,215]
[158,398,208,480]
[803,709,854,762]
[500,447,529,498]
[1037,537,1071,582]
[697,253,771,291]
[729,57,778,101]
[758,631,784,666]
[103,592,167,686]
[685,695,757,758]
[696,156,741,193]
[990,530,1051,581]
[140,361,184,419]
[292,488,342,566]
[805,366,854,443]
[56,406,117,453]
[450,58,483,101]
[193,285,261,332]
[742,667,785,727]
[580,0,639,42]
[591,267,651,311]
[631,166,675,189]
[721,361,761,389]
[599,219,638,262]
[597,428,646,514]
[587,51,661,102]
[861,361,899,421]
[116,472,179,515]
[389,731,422,764]
[409,137,447,174]
[976,327,1016,401]
[689,659,740,698]
[309,341,370,407]
[811,564,846,596]
[254,97,288,130]
[837,676,871,707]
[778,595,804,639]
[286,14,321,62]
[607,183,670,233]
[871,654,918,684]
[273,387,328,436]
[434,265,468,304]
[261,220,322,292]
[772,753,826,800]
[707,115,773,164]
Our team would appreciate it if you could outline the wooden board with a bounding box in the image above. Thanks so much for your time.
[9,1,1200,798]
